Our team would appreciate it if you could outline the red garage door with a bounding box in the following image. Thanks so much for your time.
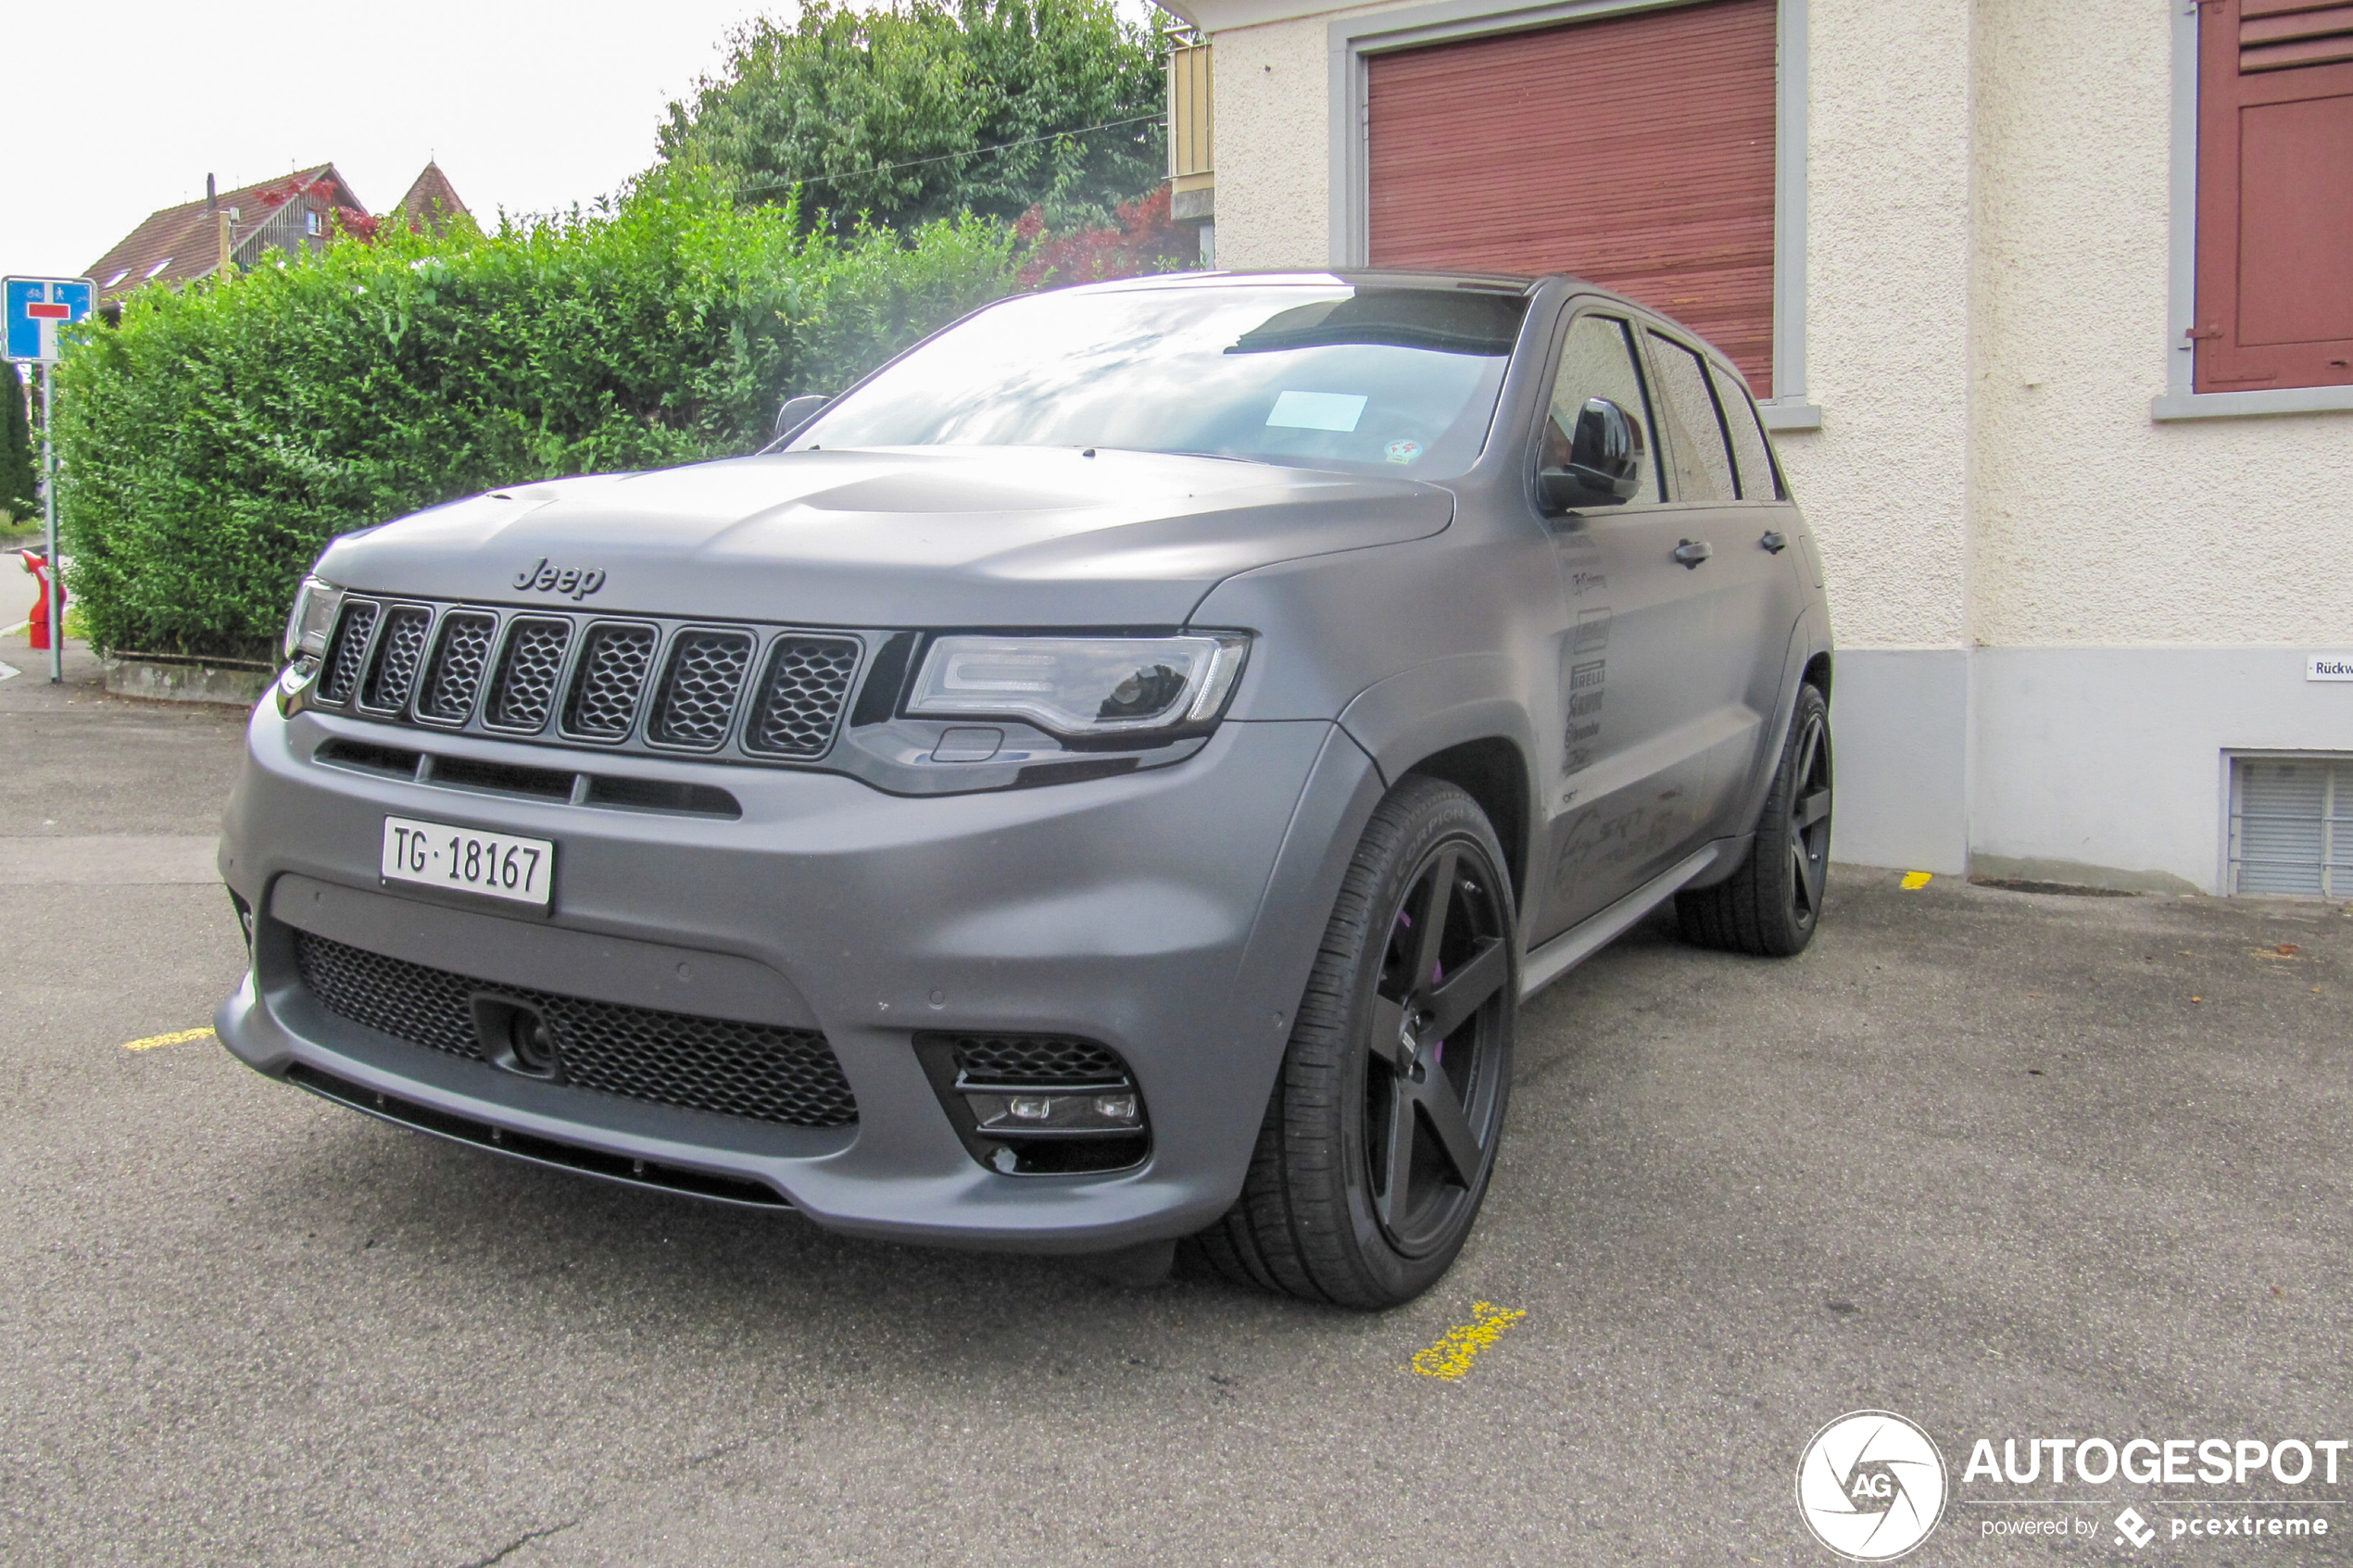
[1367,0,1779,395]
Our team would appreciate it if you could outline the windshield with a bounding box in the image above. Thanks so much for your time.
[792,282,1528,479]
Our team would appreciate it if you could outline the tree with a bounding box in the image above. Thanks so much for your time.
[0,365,34,523]
[658,0,1164,234]
[1015,185,1190,288]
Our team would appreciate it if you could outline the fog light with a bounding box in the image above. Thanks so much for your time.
[962,1089,1151,1135]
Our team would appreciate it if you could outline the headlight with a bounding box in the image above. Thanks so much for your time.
[908,633,1250,735]
[283,575,344,663]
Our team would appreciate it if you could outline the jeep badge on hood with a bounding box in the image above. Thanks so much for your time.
[513,558,605,599]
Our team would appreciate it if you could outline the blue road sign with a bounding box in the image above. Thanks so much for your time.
[6,277,94,363]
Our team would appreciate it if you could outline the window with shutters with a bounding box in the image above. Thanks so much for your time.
[2229,755,2353,896]
[1365,0,1779,397]
[2194,0,2353,394]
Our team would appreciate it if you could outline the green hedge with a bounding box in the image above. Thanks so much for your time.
[53,189,1014,660]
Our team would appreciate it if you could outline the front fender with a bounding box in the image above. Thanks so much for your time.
[1333,654,1540,897]
[1335,654,1536,791]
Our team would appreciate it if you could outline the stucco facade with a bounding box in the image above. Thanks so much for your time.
[1164,0,2353,893]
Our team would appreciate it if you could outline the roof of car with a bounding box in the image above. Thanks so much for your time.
[1035,269,1734,365]
[1065,268,1534,295]
[1059,268,1668,311]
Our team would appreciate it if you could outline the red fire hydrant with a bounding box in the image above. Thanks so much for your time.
[18,549,63,651]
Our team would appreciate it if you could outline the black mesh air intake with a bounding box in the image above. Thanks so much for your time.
[485,618,572,733]
[295,931,859,1128]
[745,635,861,757]
[563,623,659,740]
[938,1034,1131,1085]
[320,600,379,704]
[361,606,431,712]
[417,611,496,723]
[650,629,754,748]
[301,933,483,1059]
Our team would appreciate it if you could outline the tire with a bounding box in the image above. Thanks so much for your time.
[1189,777,1518,1309]
[1676,684,1832,957]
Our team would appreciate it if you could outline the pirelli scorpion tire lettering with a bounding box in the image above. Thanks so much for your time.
[1191,777,1518,1310]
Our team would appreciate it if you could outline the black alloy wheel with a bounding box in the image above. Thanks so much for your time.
[1191,777,1518,1309]
[1676,683,1833,956]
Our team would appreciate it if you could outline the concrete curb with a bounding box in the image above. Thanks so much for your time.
[102,656,273,708]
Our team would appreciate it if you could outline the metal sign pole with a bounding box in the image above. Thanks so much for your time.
[41,363,59,683]
[5,278,91,683]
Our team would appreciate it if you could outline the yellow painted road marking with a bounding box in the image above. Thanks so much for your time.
[1901,872,1933,890]
[1409,1300,1527,1381]
[122,1027,214,1052]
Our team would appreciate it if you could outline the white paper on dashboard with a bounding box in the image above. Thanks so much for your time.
[1266,391,1368,432]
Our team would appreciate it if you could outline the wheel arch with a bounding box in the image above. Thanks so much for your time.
[1399,737,1532,914]
[1803,649,1832,699]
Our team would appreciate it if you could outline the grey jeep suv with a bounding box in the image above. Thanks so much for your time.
[218,271,1833,1309]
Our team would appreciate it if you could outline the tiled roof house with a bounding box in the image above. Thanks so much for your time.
[390,162,470,235]
[85,166,365,302]
[85,162,471,303]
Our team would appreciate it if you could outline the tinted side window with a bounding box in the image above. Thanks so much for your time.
[1707,360,1782,501]
[1645,332,1736,504]
[1544,314,1662,504]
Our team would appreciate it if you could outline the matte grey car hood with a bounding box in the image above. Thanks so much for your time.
[319,445,1453,628]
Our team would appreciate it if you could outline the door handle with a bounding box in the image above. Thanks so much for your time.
[1673,539,1713,569]
[1760,530,1788,554]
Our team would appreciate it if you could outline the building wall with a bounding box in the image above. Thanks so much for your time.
[1208,11,1340,270]
[1202,0,2353,891]
[1964,0,2353,891]
[1971,0,2352,650]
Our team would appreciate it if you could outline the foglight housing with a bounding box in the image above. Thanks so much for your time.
[282,575,345,664]
[908,633,1249,736]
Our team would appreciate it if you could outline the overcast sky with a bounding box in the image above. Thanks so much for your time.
[5,0,1151,281]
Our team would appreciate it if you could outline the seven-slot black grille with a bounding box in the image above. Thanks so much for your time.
[361,606,432,711]
[650,630,755,748]
[295,930,859,1128]
[944,1034,1130,1085]
[310,598,864,768]
[565,623,660,740]
[418,611,495,723]
[748,636,862,757]
[485,618,571,732]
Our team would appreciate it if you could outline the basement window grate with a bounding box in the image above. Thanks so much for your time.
[2228,754,2353,898]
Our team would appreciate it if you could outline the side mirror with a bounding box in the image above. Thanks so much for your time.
[773,393,831,443]
[1538,396,1644,511]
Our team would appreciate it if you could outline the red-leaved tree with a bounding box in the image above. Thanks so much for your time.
[1014,186,1193,289]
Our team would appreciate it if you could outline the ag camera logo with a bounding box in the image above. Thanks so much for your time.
[1796,1411,1948,1561]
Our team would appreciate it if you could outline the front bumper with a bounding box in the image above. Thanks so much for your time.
[216,700,1381,1250]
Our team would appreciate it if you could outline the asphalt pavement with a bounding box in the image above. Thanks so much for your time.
[3,635,2347,1567]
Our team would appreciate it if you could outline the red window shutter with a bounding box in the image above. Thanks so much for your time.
[2195,0,2353,392]
[1366,0,1778,396]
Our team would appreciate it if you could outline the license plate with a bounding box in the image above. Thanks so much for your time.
[380,816,554,908]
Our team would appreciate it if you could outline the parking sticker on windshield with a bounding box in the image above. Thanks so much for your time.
[1266,391,1367,432]
[1384,438,1423,464]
